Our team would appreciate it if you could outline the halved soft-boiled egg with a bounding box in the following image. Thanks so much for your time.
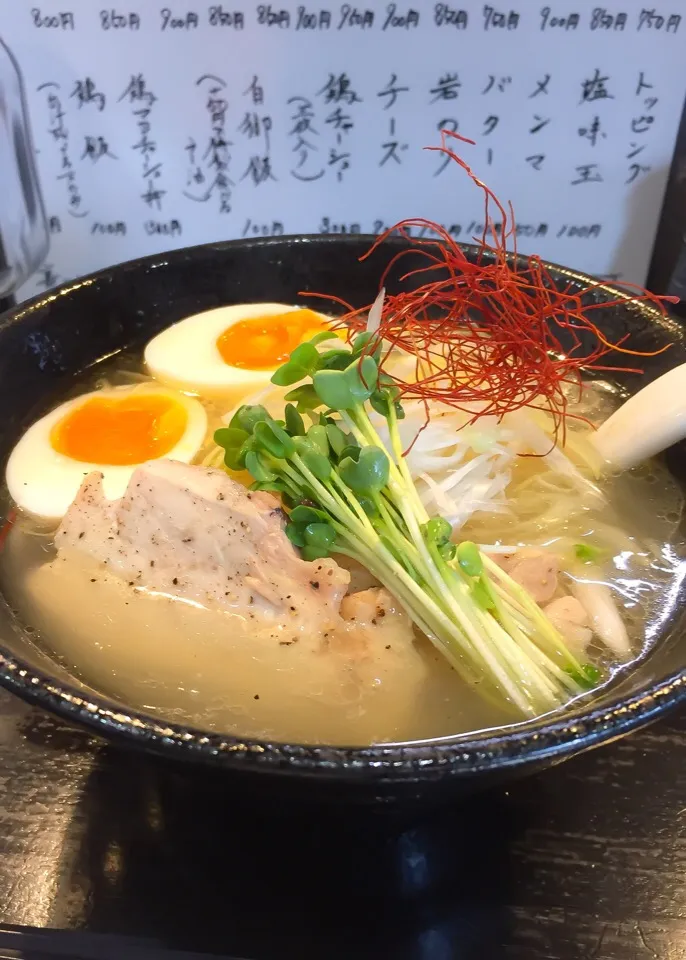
[144,303,334,402]
[6,383,207,522]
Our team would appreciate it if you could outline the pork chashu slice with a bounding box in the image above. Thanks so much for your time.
[56,459,349,637]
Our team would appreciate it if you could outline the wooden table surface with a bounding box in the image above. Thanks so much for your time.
[0,687,684,960]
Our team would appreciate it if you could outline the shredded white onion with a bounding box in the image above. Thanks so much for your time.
[478,544,520,555]
[370,400,515,530]
[366,288,385,334]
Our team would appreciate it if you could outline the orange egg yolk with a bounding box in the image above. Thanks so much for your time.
[50,394,188,466]
[216,310,330,370]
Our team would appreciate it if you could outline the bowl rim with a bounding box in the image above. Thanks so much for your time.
[2,232,685,782]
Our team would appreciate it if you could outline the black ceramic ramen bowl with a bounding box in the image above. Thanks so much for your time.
[0,235,684,804]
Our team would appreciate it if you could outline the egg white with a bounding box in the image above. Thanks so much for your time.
[143,303,333,403]
[6,384,208,523]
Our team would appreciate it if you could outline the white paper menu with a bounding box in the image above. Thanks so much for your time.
[3,0,685,301]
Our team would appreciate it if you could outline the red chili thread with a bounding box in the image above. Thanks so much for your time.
[303,130,678,445]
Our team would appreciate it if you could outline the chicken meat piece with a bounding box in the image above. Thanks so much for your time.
[339,587,415,649]
[543,595,592,656]
[332,555,381,594]
[327,586,430,733]
[502,547,559,604]
[55,460,437,739]
[56,459,349,635]
[335,587,427,685]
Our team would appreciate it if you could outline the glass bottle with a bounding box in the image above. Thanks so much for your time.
[0,35,48,307]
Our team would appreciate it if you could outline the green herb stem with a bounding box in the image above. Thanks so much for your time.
[212,329,597,718]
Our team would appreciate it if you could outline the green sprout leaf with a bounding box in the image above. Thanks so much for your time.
[582,662,602,684]
[290,341,321,370]
[290,504,328,525]
[271,364,306,387]
[245,450,276,483]
[456,541,483,578]
[304,522,336,551]
[285,522,306,548]
[357,495,378,517]
[309,330,340,347]
[293,436,332,481]
[471,577,495,610]
[565,661,602,690]
[284,383,323,413]
[214,426,248,450]
[339,446,389,493]
[425,517,452,547]
[223,447,247,471]
[307,424,329,457]
[351,331,382,361]
[214,426,250,471]
[325,423,347,457]
[251,480,287,495]
[271,342,321,386]
[339,443,360,462]
[302,544,331,562]
[312,369,353,410]
[285,403,305,437]
[344,355,378,403]
[254,419,296,459]
[369,390,391,418]
[319,348,353,370]
[438,542,457,562]
[574,543,603,564]
[229,405,270,434]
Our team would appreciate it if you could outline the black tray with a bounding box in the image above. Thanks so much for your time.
[1,684,685,959]
[0,927,242,960]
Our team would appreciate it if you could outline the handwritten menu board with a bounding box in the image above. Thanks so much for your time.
[4,1,685,301]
